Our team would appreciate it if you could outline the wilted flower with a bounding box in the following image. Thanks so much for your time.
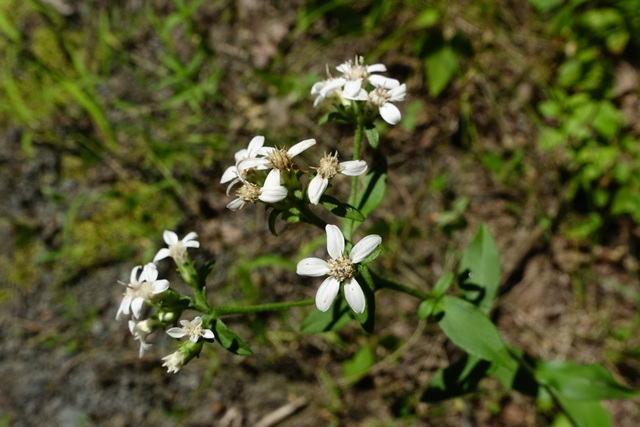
[297,224,381,313]
[226,169,288,211]
[116,263,169,320]
[166,316,215,343]
[153,230,200,264]
[308,153,368,204]
[162,350,187,374]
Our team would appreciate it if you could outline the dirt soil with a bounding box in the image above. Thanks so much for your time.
[1,1,640,426]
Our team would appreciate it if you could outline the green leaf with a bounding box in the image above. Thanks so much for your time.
[433,272,454,296]
[213,318,253,356]
[536,360,640,400]
[422,354,492,402]
[364,126,379,148]
[527,0,563,12]
[554,397,612,427]
[426,46,458,96]
[458,223,501,313]
[300,297,351,333]
[417,297,444,322]
[440,296,516,370]
[343,345,376,384]
[356,156,387,218]
[320,195,365,222]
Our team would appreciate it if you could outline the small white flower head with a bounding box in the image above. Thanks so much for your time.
[128,319,157,357]
[311,65,347,107]
[153,230,200,264]
[367,80,406,125]
[162,350,187,374]
[238,138,316,174]
[166,316,215,343]
[308,153,368,204]
[296,224,382,314]
[226,169,288,211]
[220,135,267,186]
[336,55,393,98]
[116,263,170,320]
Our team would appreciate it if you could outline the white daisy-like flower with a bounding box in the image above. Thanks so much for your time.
[116,263,170,320]
[166,316,215,343]
[153,230,200,263]
[296,224,382,314]
[237,138,316,174]
[226,169,288,211]
[367,80,406,125]
[128,319,156,357]
[308,153,368,204]
[162,350,187,374]
[220,135,267,186]
[336,55,394,98]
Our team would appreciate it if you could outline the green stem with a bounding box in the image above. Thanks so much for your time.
[214,299,315,315]
[344,122,365,240]
[373,273,430,300]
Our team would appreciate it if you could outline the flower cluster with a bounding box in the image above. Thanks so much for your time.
[115,230,213,372]
[220,136,367,209]
[311,56,407,125]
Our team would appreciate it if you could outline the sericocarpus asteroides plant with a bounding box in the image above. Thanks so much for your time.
[308,153,368,204]
[296,224,382,314]
[153,230,200,264]
[116,263,169,320]
[166,316,215,343]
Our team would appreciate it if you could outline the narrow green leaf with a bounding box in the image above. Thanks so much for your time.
[433,272,454,296]
[440,296,516,369]
[213,318,253,356]
[319,195,365,221]
[536,360,640,400]
[343,345,376,384]
[364,126,379,148]
[555,396,612,427]
[458,223,501,314]
[300,297,351,333]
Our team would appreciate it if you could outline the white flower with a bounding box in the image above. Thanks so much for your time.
[162,351,187,374]
[367,80,406,125]
[166,316,215,343]
[308,153,368,204]
[153,230,200,263]
[311,74,347,107]
[237,138,316,174]
[226,169,288,211]
[336,56,394,98]
[296,224,382,314]
[220,135,267,186]
[116,263,170,320]
[128,319,156,357]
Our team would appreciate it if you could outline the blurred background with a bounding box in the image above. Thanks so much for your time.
[1,0,639,425]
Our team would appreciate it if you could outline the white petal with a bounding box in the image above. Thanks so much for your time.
[311,81,325,95]
[202,329,215,340]
[315,276,340,312]
[349,234,382,263]
[366,63,387,73]
[259,186,287,203]
[297,257,330,276]
[263,169,281,187]
[153,248,170,263]
[131,297,145,319]
[325,224,345,259]
[227,198,245,211]
[344,278,366,314]
[141,263,158,282]
[389,83,406,102]
[193,317,203,325]
[220,166,238,184]
[287,138,316,158]
[138,340,152,358]
[152,279,170,294]
[379,103,401,125]
[190,335,199,343]
[339,160,368,176]
[238,157,270,172]
[308,175,328,205]
[163,230,178,245]
[182,231,198,243]
[180,319,191,326]
[233,149,248,163]
[319,78,346,97]
[343,79,363,97]
[166,327,186,339]
[184,240,199,248]
[247,135,265,155]
[116,296,131,320]
[370,75,399,89]
[129,265,142,283]
[343,88,368,101]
